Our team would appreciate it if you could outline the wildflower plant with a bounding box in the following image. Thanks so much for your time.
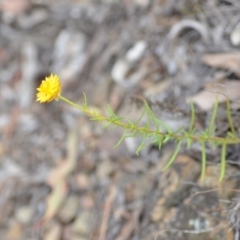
[37,74,240,181]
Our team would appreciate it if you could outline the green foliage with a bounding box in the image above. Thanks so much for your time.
[59,95,240,181]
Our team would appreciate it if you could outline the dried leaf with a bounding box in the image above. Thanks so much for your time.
[187,80,240,110]
[0,0,30,14]
[202,53,240,76]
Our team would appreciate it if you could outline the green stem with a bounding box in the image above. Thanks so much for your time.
[59,95,240,145]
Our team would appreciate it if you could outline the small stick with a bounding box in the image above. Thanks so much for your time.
[99,185,117,240]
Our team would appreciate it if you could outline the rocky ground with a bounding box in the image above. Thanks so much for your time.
[1,0,240,239]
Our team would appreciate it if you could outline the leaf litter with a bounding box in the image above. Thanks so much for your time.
[1,0,240,239]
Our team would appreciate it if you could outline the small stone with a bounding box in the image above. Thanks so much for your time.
[71,211,92,235]
[111,41,147,88]
[57,196,79,223]
[230,23,240,46]
[111,59,130,84]
[126,41,147,63]
[15,206,33,224]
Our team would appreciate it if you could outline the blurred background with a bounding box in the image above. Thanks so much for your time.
[1,0,240,239]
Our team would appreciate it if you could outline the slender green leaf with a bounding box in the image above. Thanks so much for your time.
[219,143,227,182]
[134,108,146,126]
[156,118,173,134]
[83,92,88,109]
[163,135,171,143]
[114,130,127,148]
[136,134,147,155]
[186,137,192,148]
[126,119,134,128]
[172,127,184,135]
[188,101,195,133]
[103,121,112,128]
[156,135,163,149]
[162,141,182,171]
[107,105,119,120]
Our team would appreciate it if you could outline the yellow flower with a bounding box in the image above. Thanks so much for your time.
[36,74,62,103]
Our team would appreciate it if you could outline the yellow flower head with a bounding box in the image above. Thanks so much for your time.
[36,74,62,103]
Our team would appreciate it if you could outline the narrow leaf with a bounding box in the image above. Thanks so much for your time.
[134,108,146,126]
[114,130,127,148]
[103,121,112,128]
[107,105,118,120]
[188,101,195,133]
[172,127,184,135]
[83,92,88,109]
[136,134,147,155]
[162,141,182,171]
[186,137,192,148]
[156,118,173,134]
[219,143,227,182]
[158,135,163,149]
[163,135,171,143]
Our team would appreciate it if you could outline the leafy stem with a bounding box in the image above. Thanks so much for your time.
[59,95,239,181]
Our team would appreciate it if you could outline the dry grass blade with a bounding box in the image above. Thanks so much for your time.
[99,185,117,240]
[202,53,240,76]
[39,129,78,224]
